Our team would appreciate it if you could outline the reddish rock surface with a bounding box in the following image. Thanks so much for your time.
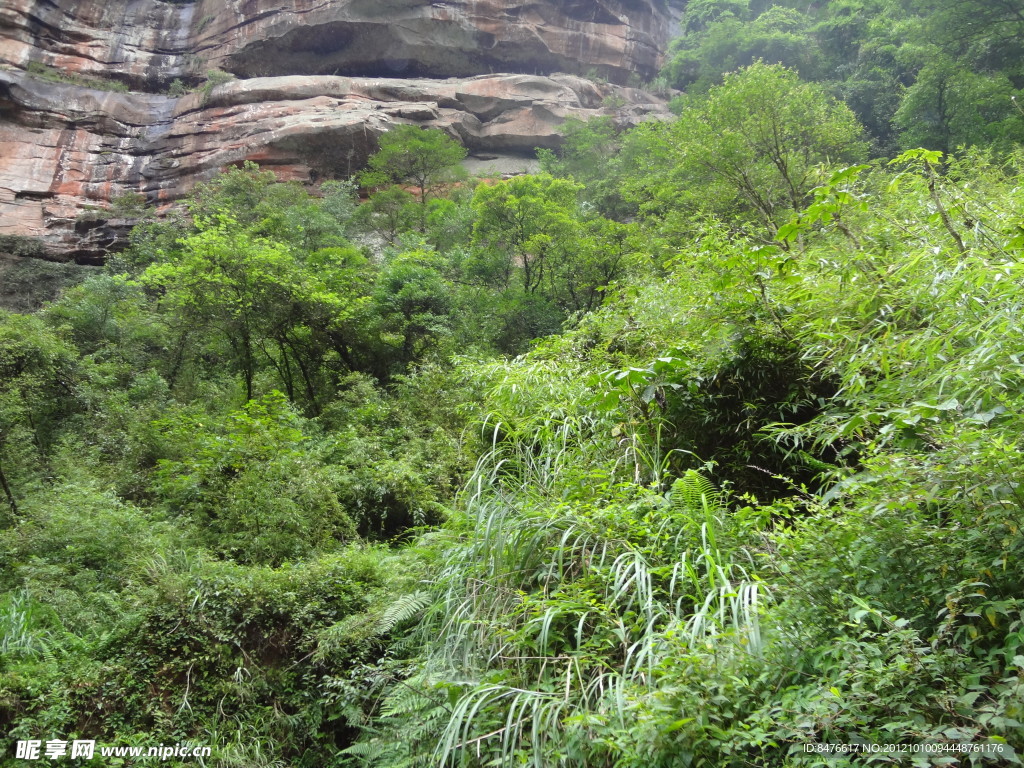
[0,0,675,261]
[196,0,672,84]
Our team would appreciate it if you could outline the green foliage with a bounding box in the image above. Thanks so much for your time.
[0,591,52,665]
[0,234,48,260]
[0,258,93,314]
[8,61,1024,766]
[629,62,869,231]
[370,250,453,367]
[538,117,634,218]
[167,77,189,97]
[0,313,80,511]
[24,61,130,93]
[187,162,355,250]
[1,542,384,767]
[895,59,1024,153]
[0,155,478,760]
[360,126,468,211]
[665,3,824,93]
[354,185,419,245]
[424,192,476,252]
[472,174,582,293]
[471,173,641,317]
[141,209,368,403]
[199,68,235,103]
[110,191,150,219]
[346,148,1024,766]
[151,392,355,565]
[660,0,1024,153]
[317,368,467,538]
[76,192,153,224]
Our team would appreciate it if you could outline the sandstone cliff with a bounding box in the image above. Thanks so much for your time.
[0,0,675,262]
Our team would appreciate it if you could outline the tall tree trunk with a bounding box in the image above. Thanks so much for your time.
[0,455,17,517]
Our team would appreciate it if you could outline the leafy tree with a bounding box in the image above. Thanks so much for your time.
[42,274,151,358]
[360,126,467,229]
[0,314,78,516]
[664,3,822,92]
[424,191,476,252]
[895,58,1023,152]
[472,174,583,296]
[682,0,749,34]
[466,174,643,349]
[188,161,282,226]
[632,62,869,232]
[188,162,355,249]
[141,216,369,405]
[558,218,644,314]
[538,116,634,218]
[659,0,1024,154]
[353,185,419,245]
[152,392,354,564]
[370,250,453,372]
[921,0,1024,68]
[142,218,291,401]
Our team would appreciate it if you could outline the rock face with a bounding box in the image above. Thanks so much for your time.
[201,0,670,84]
[0,0,675,262]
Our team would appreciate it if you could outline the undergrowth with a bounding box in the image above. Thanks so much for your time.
[346,148,1024,767]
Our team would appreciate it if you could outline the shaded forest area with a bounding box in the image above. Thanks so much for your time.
[660,0,1024,155]
[2,3,1024,766]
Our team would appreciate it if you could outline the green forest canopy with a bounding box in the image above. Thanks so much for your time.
[660,0,1024,154]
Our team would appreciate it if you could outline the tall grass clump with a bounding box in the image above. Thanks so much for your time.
[348,355,773,766]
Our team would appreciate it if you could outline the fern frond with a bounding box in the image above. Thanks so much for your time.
[669,470,719,512]
[376,590,432,635]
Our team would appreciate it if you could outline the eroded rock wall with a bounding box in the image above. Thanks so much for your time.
[0,0,195,90]
[0,0,675,262]
[196,0,671,84]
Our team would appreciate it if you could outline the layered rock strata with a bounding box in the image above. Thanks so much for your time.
[1,0,673,89]
[0,0,675,262]
[0,70,667,262]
